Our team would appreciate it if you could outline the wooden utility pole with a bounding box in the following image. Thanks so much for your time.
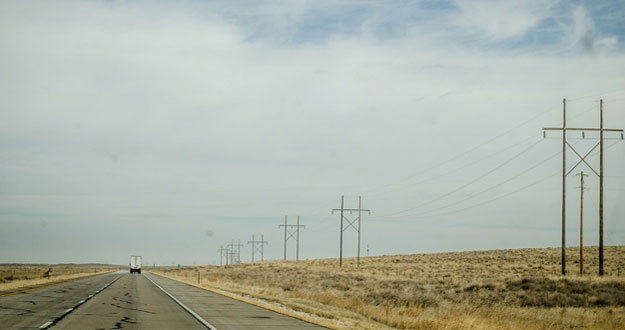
[250,235,256,262]
[227,240,243,264]
[599,100,604,276]
[283,216,287,260]
[261,235,266,261]
[296,216,300,261]
[218,245,227,266]
[332,196,371,267]
[357,196,362,267]
[340,196,344,267]
[248,235,268,262]
[278,216,305,261]
[562,98,567,275]
[576,171,588,275]
[543,98,623,276]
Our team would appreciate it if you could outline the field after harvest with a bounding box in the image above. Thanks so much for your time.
[157,246,625,330]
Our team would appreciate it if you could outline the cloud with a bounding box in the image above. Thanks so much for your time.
[572,6,595,52]
[450,0,554,41]
[0,0,624,264]
[562,5,619,54]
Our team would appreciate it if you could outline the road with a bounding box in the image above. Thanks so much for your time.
[0,272,120,329]
[0,271,328,329]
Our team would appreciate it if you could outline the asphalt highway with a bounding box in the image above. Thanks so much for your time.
[0,272,120,329]
[0,271,328,329]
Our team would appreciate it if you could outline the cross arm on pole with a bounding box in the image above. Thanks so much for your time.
[543,127,623,132]
[332,208,371,214]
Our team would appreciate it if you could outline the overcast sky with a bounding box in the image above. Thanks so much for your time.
[1,0,624,265]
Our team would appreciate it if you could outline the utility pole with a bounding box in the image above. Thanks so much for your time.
[227,240,243,265]
[248,235,268,262]
[576,171,588,275]
[332,195,371,267]
[599,99,604,276]
[236,240,243,264]
[250,235,255,263]
[261,235,266,261]
[357,196,362,266]
[562,98,566,276]
[296,216,300,261]
[237,240,243,264]
[543,98,623,276]
[283,216,287,260]
[224,247,230,265]
[278,216,305,261]
[227,240,234,265]
[218,245,228,266]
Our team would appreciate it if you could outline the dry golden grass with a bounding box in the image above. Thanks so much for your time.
[0,264,120,291]
[155,246,625,330]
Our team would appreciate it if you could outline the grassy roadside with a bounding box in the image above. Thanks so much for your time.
[0,265,121,293]
[155,246,625,330]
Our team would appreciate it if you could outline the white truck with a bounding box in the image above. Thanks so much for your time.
[129,255,142,274]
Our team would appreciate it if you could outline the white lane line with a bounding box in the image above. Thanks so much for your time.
[41,274,123,329]
[40,321,53,329]
[143,273,218,330]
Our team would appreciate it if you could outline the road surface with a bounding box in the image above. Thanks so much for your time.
[0,271,328,329]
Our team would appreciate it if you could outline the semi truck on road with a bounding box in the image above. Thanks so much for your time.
[130,255,142,274]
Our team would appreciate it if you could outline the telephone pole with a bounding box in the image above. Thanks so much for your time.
[227,240,244,264]
[543,98,623,276]
[248,235,269,262]
[576,171,588,275]
[261,235,266,261]
[332,196,371,267]
[296,216,301,261]
[218,245,228,266]
[278,216,305,261]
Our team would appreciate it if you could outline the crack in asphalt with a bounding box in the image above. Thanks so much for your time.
[110,303,156,314]
[111,296,132,304]
[0,305,35,315]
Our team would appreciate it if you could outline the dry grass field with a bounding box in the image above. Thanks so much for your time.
[156,246,625,330]
[0,264,120,291]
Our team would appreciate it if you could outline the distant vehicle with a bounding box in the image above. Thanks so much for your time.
[129,256,142,274]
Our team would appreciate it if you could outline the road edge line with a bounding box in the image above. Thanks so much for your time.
[143,273,218,330]
[149,272,335,330]
[39,274,122,329]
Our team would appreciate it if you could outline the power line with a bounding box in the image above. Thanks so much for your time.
[383,170,560,221]
[365,135,539,198]
[394,138,595,220]
[379,138,544,218]
[359,104,565,197]
[392,147,562,219]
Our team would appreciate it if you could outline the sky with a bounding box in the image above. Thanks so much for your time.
[1,0,624,265]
